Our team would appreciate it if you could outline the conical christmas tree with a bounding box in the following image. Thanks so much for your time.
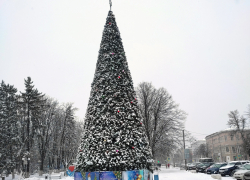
[76,11,153,172]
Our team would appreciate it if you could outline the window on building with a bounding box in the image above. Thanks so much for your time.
[225,136,227,141]
[232,146,236,153]
[215,147,218,153]
[237,146,241,153]
[222,147,226,152]
[233,156,236,161]
[226,146,229,152]
[231,135,234,141]
[236,134,239,140]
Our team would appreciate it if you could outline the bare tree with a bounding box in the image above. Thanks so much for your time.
[136,82,187,160]
[227,109,250,159]
[246,105,250,127]
[194,144,208,158]
[59,103,78,170]
[36,97,58,175]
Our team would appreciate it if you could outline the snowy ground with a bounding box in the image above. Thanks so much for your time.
[159,166,235,180]
[4,174,73,180]
[4,167,236,180]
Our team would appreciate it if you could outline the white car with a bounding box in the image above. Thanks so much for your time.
[233,163,250,180]
[234,170,250,180]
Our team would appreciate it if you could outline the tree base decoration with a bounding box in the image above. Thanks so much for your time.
[74,170,153,180]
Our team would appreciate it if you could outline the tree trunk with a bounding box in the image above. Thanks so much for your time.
[11,170,15,179]
[27,104,30,177]
[39,160,43,176]
[39,151,45,176]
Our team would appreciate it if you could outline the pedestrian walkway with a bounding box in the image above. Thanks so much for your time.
[158,167,235,180]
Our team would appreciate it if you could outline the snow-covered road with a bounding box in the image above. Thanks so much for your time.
[159,167,235,180]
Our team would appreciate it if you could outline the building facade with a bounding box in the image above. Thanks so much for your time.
[205,130,250,162]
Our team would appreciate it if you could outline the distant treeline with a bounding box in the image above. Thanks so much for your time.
[0,77,84,176]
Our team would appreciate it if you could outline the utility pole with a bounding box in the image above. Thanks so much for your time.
[183,130,187,170]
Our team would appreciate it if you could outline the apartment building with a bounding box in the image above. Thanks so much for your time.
[205,129,250,162]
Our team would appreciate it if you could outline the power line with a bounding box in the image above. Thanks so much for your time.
[186,130,209,136]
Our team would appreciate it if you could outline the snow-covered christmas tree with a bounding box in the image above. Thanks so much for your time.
[76,10,153,173]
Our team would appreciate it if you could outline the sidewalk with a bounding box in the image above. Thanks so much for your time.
[158,167,235,180]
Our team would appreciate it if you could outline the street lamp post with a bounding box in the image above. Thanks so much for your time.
[183,130,187,170]
[27,157,30,176]
[54,155,58,173]
[22,155,30,178]
[38,160,42,176]
[22,157,27,178]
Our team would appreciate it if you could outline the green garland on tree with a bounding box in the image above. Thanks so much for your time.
[76,11,153,172]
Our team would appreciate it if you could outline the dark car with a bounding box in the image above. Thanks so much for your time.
[196,163,205,172]
[188,162,200,170]
[244,171,250,180]
[206,163,227,174]
[240,161,250,165]
[196,162,214,173]
[219,161,244,176]
[231,164,245,176]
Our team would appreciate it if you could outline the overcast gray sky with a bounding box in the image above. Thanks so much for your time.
[1,0,250,140]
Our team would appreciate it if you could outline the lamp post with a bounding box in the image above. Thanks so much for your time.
[22,155,30,178]
[22,157,27,178]
[38,160,42,176]
[183,130,187,170]
[27,157,30,176]
[54,155,58,173]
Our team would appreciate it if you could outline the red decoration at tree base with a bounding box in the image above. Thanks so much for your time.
[68,165,75,172]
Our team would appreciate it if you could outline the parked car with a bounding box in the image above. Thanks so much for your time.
[196,162,214,173]
[180,163,186,169]
[233,163,250,180]
[244,171,250,180]
[240,160,250,164]
[206,163,228,174]
[196,163,205,172]
[186,163,191,169]
[231,164,245,176]
[219,161,245,176]
[188,162,200,170]
[174,163,181,167]
[157,163,161,167]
